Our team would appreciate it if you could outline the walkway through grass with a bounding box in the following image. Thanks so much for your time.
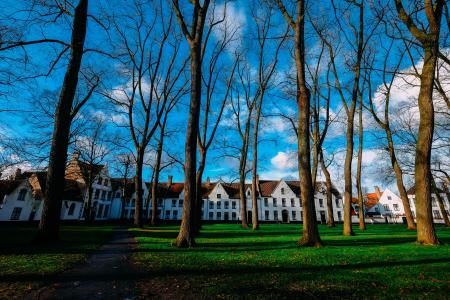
[131,224,450,299]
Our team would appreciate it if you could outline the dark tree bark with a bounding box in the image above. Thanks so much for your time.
[356,92,365,231]
[173,0,211,248]
[276,0,321,247]
[35,0,89,243]
[320,150,335,227]
[394,0,444,245]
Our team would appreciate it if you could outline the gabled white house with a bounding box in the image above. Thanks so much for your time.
[114,176,344,224]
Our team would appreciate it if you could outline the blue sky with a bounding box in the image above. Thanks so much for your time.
[0,0,448,195]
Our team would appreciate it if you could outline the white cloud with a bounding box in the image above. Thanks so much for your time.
[270,151,297,170]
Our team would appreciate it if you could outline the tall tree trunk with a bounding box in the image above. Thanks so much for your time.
[193,151,206,234]
[239,146,249,229]
[175,46,202,248]
[431,177,450,227]
[35,0,88,243]
[251,99,262,231]
[151,123,166,226]
[294,2,321,247]
[320,150,335,227]
[385,129,416,229]
[85,171,94,224]
[357,96,365,230]
[415,49,439,244]
[134,148,144,227]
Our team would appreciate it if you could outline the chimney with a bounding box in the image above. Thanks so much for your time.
[206,177,211,187]
[72,151,80,161]
[167,175,173,186]
[374,186,382,199]
[14,168,22,179]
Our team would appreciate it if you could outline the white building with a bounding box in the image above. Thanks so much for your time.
[114,176,344,223]
[0,153,114,222]
[407,186,450,224]
[0,170,84,221]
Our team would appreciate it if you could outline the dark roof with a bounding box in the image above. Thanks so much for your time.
[111,178,135,198]
[143,182,216,199]
[407,186,445,195]
[30,172,84,202]
[0,180,22,200]
[77,160,104,182]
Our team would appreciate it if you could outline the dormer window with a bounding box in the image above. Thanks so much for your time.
[103,179,109,186]
[17,189,27,201]
[97,176,103,185]
[387,196,392,200]
[217,194,221,199]
[281,188,285,195]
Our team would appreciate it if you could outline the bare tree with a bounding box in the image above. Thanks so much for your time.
[73,117,110,223]
[275,0,321,246]
[172,0,211,248]
[107,2,180,228]
[250,2,287,230]
[394,0,445,245]
[319,149,335,227]
[431,176,450,226]
[365,44,416,230]
[356,87,365,230]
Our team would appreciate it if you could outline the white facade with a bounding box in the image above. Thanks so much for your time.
[408,191,450,224]
[367,188,407,223]
[115,179,344,223]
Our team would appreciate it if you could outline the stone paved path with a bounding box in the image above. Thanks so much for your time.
[29,227,138,300]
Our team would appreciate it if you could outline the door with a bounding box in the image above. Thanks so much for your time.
[320,211,326,224]
[247,211,252,223]
[282,210,289,223]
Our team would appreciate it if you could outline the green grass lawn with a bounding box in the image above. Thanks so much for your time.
[131,224,450,299]
[0,224,113,297]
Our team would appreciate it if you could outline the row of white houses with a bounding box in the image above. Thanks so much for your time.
[1,153,449,224]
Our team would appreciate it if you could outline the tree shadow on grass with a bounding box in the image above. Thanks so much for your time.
[1,257,448,284]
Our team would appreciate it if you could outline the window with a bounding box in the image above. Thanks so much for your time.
[232,212,236,220]
[172,199,177,207]
[291,198,295,207]
[217,201,221,209]
[17,189,27,201]
[104,179,109,186]
[94,189,100,199]
[97,204,104,218]
[209,202,214,209]
[101,190,106,200]
[224,201,229,209]
[337,211,342,221]
[107,191,112,201]
[383,204,389,211]
[299,199,302,207]
[209,212,213,220]
[103,205,109,218]
[68,203,76,216]
[217,212,221,219]
[433,210,441,219]
[10,207,22,220]
[165,210,170,219]
[273,198,277,207]
[281,188,285,195]
[264,198,268,206]
[265,211,269,220]
[319,199,323,208]
[173,210,178,219]
[247,190,251,196]
[335,199,340,208]
[157,199,163,207]
[282,198,286,207]
[387,196,392,200]
[217,194,221,199]
[432,200,438,207]
[274,211,278,221]
[115,191,121,198]
[179,199,183,207]
[292,211,296,220]
[393,204,399,211]
[232,201,236,209]
[97,176,103,185]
